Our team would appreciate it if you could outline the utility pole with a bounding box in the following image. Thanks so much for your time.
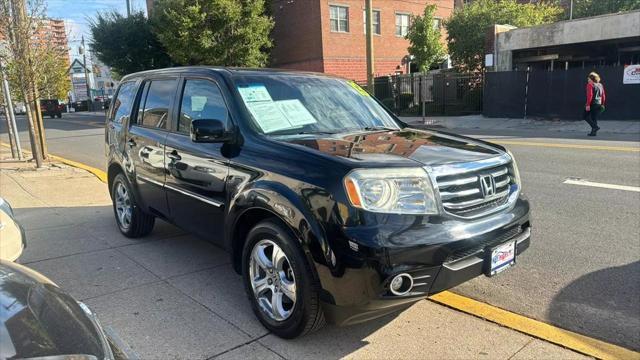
[126,0,131,17]
[365,0,374,94]
[569,0,573,20]
[81,36,92,111]
[0,60,23,160]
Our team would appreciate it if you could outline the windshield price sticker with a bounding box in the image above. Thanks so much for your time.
[275,99,317,126]
[238,84,273,102]
[244,101,292,133]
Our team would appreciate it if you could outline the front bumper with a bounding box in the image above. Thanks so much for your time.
[320,203,531,326]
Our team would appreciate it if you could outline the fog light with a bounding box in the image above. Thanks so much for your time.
[389,273,413,296]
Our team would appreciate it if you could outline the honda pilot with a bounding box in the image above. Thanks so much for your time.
[105,67,531,338]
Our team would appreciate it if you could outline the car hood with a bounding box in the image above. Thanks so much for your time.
[277,128,503,167]
[0,261,109,359]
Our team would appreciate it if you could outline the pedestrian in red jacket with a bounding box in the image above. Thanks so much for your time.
[584,72,606,136]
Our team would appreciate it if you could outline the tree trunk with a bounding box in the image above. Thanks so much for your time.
[22,93,43,167]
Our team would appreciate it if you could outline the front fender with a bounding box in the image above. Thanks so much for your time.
[225,180,339,274]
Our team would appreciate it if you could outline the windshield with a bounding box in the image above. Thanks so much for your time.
[233,74,400,135]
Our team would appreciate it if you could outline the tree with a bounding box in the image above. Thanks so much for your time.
[572,0,640,19]
[5,44,70,100]
[89,11,172,76]
[0,0,54,166]
[151,0,274,67]
[445,0,563,72]
[405,4,446,72]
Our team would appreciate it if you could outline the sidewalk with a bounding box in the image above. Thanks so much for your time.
[0,149,589,359]
[401,115,640,135]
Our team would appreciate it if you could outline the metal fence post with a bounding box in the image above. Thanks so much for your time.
[524,66,530,119]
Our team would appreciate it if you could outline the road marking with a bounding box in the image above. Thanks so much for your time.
[4,141,640,359]
[492,140,640,153]
[564,178,640,192]
[0,142,107,183]
[430,291,640,360]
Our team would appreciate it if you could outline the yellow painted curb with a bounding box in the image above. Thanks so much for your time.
[48,154,107,183]
[430,291,640,360]
[493,140,640,152]
[0,142,107,183]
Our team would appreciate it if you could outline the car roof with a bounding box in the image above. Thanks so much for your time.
[119,66,347,82]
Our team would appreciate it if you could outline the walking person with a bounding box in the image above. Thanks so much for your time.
[583,72,606,136]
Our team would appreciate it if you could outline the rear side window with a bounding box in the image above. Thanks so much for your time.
[110,82,137,124]
[178,79,229,133]
[138,79,176,129]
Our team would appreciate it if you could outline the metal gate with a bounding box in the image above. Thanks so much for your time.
[369,72,484,117]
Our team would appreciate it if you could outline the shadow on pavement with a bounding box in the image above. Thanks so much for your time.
[548,261,640,351]
[13,204,404,359]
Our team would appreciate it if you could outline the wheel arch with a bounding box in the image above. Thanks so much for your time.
[226,185,334,281]
[107,162,125,196]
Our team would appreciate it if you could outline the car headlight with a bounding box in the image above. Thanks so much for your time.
[344,168,438,214]
[506,150,521,187]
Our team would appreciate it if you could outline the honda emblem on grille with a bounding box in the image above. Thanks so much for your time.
[480,174,496,198]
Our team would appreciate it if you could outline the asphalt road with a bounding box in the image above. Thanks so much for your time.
[2,112,639,350]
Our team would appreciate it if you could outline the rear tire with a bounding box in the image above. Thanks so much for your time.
[56,112,62,118]
[111,173,155,238]
[242,219,325,338]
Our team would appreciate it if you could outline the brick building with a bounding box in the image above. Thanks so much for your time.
[0,18,69,63]
[270,0,454,81]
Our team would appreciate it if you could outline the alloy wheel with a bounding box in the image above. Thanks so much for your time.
[249,239,297,321]
[114,182,132,230]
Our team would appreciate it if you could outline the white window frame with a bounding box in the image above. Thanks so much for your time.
[362,9,381,35]
[330,4,350,33]
[433,17,442,31]
[395,12,410,37]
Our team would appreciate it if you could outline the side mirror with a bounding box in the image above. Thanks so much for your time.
[190,119,231,143]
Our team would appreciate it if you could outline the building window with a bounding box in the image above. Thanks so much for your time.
[330,5,349,32]
[433,18,441,30]
[395,13,410,37]
[363,9,381,35]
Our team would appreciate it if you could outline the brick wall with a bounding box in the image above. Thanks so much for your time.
[270,0,324,71]
[272,0,454,81]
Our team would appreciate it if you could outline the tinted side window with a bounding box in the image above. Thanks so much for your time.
[140,79,176,129]
[178,79,229,133]
[111,82,137,124]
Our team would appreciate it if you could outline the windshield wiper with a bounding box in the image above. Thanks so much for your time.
[362,126,397,132]
[270,130,340,136]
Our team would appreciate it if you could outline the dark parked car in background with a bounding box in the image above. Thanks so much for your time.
[105,67,531,338]
[0,260,123,359]
[40,99,64,118]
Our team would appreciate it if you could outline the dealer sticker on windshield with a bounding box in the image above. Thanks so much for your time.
[488,240,516,276]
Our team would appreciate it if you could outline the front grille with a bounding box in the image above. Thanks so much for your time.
[445,225,522,263]
[436,162,514,218]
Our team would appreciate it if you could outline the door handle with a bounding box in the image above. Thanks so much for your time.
[127,139,136,147]
[167,150,181,161]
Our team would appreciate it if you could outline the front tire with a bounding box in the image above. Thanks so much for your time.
[242,219,325,338]
[111,173,155,238]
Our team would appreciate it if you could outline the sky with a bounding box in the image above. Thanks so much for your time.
[45,0,148,61]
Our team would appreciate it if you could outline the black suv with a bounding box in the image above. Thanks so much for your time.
[105,67,531,338]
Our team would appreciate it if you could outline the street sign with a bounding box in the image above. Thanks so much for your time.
[623,64,640,85]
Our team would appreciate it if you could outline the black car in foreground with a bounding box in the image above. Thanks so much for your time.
[105,67,531,338]
[0,260,124,359]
